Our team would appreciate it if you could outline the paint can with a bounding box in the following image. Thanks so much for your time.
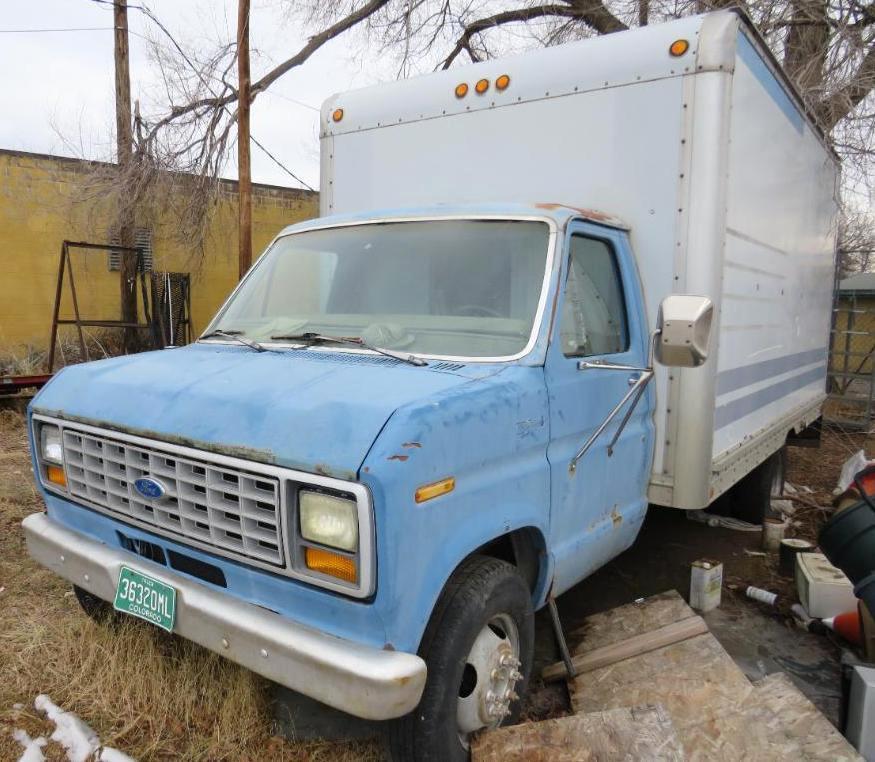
[779,538,815,577]
[746,586,778,606]
[762,517,787,551]
[690,558,722,612]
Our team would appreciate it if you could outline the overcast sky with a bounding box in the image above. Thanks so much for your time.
[0,0,399,190]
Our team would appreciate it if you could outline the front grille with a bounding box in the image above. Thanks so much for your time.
[62,429,284,567]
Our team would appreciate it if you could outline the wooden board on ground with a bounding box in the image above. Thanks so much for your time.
[568,591,861,761]
[569,589,695,655]
[472,704,685,761]
[543,615,709,682]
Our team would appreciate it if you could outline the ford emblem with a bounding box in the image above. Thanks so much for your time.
[134,476,166,500]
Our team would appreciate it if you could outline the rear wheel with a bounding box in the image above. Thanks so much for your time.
[388,555,534,761]
[729,447,786,524]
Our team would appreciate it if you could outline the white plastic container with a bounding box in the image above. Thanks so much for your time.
[846,665,875,758]
[690,559,723,612]
[795,552,857,619]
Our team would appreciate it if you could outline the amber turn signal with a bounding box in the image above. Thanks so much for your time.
[495,74,511,91]
[455,83,469,98]
[669,39,689,57]
[305,547,357,583]
[46,465,66,488]
[415,477,455,503]
[475,78,490,94]
[331,108,344,122]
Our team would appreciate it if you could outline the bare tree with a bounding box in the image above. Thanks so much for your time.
[839,208,875,274]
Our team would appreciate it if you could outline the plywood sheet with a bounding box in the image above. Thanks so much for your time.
[570,633,754,723]
[569,590,696,655]
[472,704,685,762]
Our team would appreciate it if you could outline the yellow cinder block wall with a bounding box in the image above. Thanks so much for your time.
[0,149,318,353]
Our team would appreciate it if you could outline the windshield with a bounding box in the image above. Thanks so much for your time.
[207,219,551,359]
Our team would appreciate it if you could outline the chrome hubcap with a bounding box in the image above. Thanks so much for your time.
[456,613,522,742]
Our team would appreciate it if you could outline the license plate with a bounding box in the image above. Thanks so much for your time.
[113,566,176,632]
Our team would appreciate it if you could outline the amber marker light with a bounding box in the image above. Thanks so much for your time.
[305,547,357,583]
[331,108,344,122]
[46,465,66,488]
[475,78,490,94]
[495,74,511,91]
[455,83,469,98]
[669,39,689,57]
[415,477,456,504]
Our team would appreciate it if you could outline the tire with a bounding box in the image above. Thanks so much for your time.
[388,555,534,762]
[729,447,786,525]
[73,585,120,624]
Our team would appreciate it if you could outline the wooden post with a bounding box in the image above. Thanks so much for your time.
[114,0,137,351]
[237,0,253,280]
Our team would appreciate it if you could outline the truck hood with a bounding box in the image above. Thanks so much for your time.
[33,345,493,479]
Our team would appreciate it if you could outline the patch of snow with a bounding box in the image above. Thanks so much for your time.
[13,728,47,762]
[34,694,99,762]
[99,749,136,762]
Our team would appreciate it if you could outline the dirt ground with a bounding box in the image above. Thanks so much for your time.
[0,406,867,759]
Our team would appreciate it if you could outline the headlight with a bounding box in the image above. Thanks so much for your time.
[299,491,358,552]
[40,425,63,464]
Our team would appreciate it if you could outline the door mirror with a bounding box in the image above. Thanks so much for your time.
[655,295,713,368]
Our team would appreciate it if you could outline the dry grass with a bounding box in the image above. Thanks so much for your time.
[0,410,382,761]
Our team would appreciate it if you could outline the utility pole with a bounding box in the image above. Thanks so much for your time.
[237,0,253,280]
[114,0,137,351]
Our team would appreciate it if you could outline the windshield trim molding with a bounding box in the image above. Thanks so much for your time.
[200,214,559,364]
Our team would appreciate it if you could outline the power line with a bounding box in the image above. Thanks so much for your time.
[0,26,115,33]
[87,0,315,190]
[263,89,319,113]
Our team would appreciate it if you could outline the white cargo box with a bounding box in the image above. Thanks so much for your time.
[320,10,838,509]
[796,553,857,619]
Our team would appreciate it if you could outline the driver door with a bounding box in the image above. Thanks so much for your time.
[545,222,654,594]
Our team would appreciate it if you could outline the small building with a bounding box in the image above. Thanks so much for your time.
[829,272,875,425]
[0,148,317,358]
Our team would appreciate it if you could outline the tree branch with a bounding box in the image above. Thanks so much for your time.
[145,0,391,139]
[818,42,875,128]
[440,2,627,69]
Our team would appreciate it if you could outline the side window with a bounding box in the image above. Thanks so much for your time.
[560,235,629,357]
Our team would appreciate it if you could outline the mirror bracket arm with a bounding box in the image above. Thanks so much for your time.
[568,331,661,473]
[569,368,654,473]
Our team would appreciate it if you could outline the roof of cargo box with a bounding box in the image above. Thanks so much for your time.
[277,202,629,236]
[319,9,829,149]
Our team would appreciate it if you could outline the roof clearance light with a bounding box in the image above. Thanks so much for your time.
[669,39,689,57]
[475,78,490,94]
[455,83,469,98]
[332,108,344,122]
[495,74,511,91]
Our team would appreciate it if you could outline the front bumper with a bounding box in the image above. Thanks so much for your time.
[22,512,426,720]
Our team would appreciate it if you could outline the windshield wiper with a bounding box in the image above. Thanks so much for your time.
[200,329,269,353]
[269,332,428,367]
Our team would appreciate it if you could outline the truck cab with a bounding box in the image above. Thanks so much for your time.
[25,204,709,758]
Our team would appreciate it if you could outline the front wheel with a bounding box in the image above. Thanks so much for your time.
[388,555,534,761]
